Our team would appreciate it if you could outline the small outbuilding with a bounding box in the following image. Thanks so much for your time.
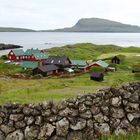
[33,65,58,76]
[90,72,104,81]
[71,60,89,71]
[93,60,109,68]
[111,55,125,64]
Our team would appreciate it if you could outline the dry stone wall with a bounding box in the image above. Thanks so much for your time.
[0,82,140,140]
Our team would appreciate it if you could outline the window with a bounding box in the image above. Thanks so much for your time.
[10,52,13,55]
[16,56,19,60]
[51,60,54,63]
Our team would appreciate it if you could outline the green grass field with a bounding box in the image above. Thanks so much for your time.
[0,68,138,104]
[0,43,140,104]
[99,132,140,140]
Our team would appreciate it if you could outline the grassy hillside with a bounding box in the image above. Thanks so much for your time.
[47,43,140,60]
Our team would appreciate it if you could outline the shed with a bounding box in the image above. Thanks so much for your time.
[111,55,125,64]
[71,60,88,68]
[90,72,104,81]
[33,65,58,76]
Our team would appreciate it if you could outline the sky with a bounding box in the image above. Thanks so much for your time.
[0,0,140,30]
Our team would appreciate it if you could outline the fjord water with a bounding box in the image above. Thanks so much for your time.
[0,32,140,55]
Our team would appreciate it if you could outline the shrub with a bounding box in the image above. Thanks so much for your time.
[74,68,82,73]
[0,55,8,60]
[132,63,140,73]
[109,63,116,68]
[20,69,32,75]
[32,74,43,79]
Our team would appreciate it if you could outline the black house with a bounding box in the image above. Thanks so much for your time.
[111,55,125,64]
[33,65,58,76]
[90,72,104,81]
[43,56,71,67]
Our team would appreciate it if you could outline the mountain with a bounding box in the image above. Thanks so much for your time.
[43,18,140,32]
[0,27,35,32]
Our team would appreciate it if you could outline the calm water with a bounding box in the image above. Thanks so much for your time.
[0,32,140,55]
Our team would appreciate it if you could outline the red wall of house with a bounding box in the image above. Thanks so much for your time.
[8,50,16,61]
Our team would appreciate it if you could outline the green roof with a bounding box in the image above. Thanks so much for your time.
[33,53,48,60]
[22,61,39,69]
[71,60,87,66]
[94,60,109,68]
[12,49,24,56]
[24,49,40,55]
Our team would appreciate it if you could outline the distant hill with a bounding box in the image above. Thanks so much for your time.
[0,27,35,32]
[43,18,140,32]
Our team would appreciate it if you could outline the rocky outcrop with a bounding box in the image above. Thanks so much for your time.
[0,43,22,50]
[0,82,140,140]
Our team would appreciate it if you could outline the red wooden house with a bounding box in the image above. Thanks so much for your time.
[8,49,25,61]
[8,49,48,62]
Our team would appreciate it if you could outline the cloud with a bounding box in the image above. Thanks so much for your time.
[0,0,140,30]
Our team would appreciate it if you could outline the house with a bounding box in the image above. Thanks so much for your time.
[43,56,71,67]
[71,60,89,71]
[24,49,48,61]
[8,49,25,61]
[8,48,48,62]
[29,53,48,62]
[33,65,58,76]
[111,55,125,64]
[90,72,104,81]
[24,48,41,56]
[22,61,40,69]
[93,60,109,68]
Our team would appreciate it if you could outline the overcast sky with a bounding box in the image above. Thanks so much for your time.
[0,0,140,30]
